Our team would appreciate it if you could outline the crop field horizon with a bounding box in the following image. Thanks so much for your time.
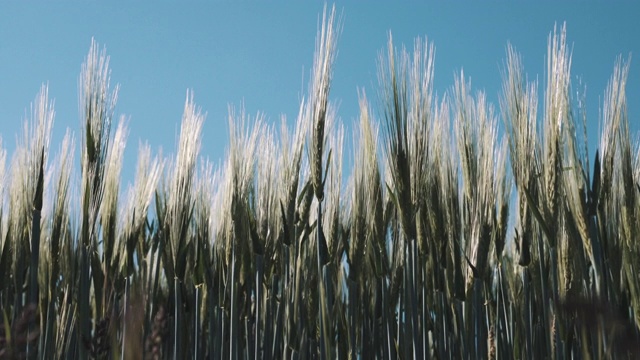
[1,4,640,359]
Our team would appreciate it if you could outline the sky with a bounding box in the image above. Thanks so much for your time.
[1,2,639,186]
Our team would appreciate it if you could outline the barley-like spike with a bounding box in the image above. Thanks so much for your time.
[310,5,341,202]
[542,23,572,249]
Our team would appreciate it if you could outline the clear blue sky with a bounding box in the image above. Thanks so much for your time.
[1,2,639,185]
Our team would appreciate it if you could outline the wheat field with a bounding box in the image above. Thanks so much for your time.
[1,5,639,359]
